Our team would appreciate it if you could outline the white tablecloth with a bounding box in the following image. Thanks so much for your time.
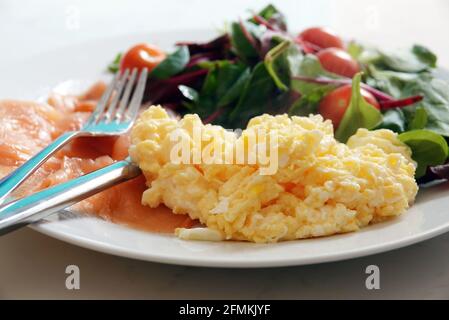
[1,0,449,299]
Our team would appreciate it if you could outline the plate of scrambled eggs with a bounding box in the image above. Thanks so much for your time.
[2,30,449,268]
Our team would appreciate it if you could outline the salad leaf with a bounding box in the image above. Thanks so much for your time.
[288,55,342,116]
[399,129,449,178]
[229,62,278,128]
[291,54,340,95]
[408,106,428,130]
[217,67,251,107]
[256,4,287,31]
[150,45,190,80]
[264,40,303,91]
[403,76,449,136]
[376,108,406,133]
[264,40,291,91]
[229,21,264,62]
[198,59,237,70]
[207,62,248,100]
[365,64,419,98]
[376,45,437,73]
[288,85,334,117]
[183,61,248,121]
[366,64,449,137]
[295,54,334,78]
[335,73,383,142]
[412,45,437,68]
[376,105,427,133]
[257,4,278,19]
[108,53,122,73]
[347,41,363,60]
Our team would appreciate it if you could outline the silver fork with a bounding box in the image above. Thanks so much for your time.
[0,67,148,205]
[0,157,141,235]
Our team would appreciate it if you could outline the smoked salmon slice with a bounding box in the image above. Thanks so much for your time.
[0,84,195,233]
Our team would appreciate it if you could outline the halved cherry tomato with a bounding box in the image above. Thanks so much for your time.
[318,84,380,128]
[298,27,344,50]
[120,43,166,73]
[316,48,360,78]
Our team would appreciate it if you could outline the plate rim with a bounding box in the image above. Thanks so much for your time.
[30,220,449,268]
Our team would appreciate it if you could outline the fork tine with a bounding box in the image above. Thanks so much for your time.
[114,68,138,122]
[101,68,130,123]
[84,71,121,127]
[124,68,148,122]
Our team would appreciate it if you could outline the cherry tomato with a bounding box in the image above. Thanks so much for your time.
[298,27,344,50]
[316,48,360,78]
[120,43,166,73]
[318,84,380,128]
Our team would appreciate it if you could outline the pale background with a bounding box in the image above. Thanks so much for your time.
[1,0,449,299]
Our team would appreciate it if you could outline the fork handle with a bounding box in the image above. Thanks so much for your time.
[0,131,81,205]
[0,160,141,235]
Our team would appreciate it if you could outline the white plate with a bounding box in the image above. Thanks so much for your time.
[2,30,449,268]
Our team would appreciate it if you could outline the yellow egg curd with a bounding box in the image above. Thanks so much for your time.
[129,105,418,243]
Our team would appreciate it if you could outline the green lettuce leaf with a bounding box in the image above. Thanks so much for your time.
[288,85,334,117]
[368,65,449,137]
[291,54,340,95]
[229,21,264,63]
[335,73,383,142]
[150,45,190,80]
[192,61,248,120]
[107,53,122,73]
[217,68,251,107]
[229,62,279,128]
[399,129,449,178]
[376,108,406,133]
[256,4,287,31]
[408,106,428,130]
[264,40,303,91]
[288,54,342,116]
[377,45,437,73]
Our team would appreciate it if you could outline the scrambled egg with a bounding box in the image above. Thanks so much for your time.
[129,106,418,243]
